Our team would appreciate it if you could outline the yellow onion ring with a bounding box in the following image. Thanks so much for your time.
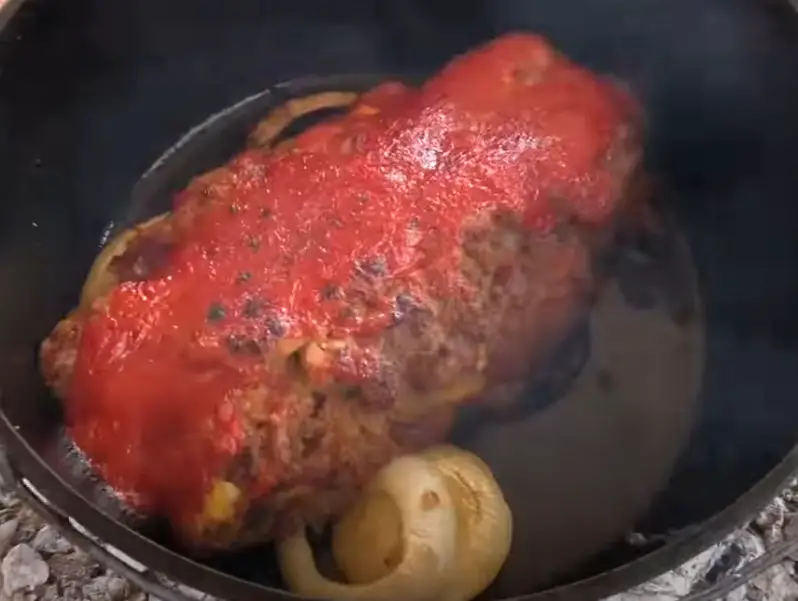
[80,213,170,307]
[331,445,512,601]
[276,455,458,601]
[249,91,358,149]
[422,445,513,601]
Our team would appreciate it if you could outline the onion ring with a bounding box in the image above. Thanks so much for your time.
[80,212,170,307]
[331,445,512,601]
[277,455,457,601]
[249,91,358,149]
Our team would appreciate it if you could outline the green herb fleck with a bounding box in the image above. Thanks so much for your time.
[237,271,253,283]
[207,302,226,323]
[261,208,273,218]
[247,236,261,251]
[229,204,240,215]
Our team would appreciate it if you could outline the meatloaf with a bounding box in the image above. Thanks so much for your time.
[40,33,643,552]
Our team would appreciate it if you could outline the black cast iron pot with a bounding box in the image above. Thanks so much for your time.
[2,0,798,600]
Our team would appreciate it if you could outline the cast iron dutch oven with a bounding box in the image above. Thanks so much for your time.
[2,0,798,599]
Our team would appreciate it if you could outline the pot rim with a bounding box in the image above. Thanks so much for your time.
[1,6,798,596]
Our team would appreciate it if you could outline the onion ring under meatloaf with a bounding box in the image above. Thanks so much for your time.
[40,33,644,552]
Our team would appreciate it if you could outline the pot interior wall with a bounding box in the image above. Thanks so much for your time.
[1,0,798,598]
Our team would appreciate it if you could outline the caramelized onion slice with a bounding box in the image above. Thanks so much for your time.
[249,92,358,149]
[332,445,512,601]
[80,213,170,307]
[276,455,457,601]
[422,445,513,601]
[332,488,404,585]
